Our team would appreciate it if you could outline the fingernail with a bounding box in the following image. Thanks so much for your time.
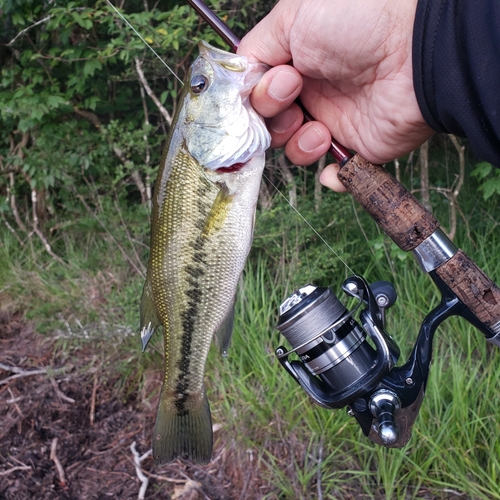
[268,108,301,133]
[268,70,301,101]
[298,125,326,152]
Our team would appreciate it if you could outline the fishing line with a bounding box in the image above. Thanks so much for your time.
[109,8,355,275]
[105,0,184,86]
[263,172,355,276]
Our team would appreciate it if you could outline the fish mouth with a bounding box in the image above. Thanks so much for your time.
[215,162,245,173]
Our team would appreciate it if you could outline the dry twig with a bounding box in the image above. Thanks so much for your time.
[50,378,76,404]
[90,371,98,425]
[7,15,52,46]
[0,465,32,476]
[50,438,67,487]
[31,186,67,265]
[7,387,25,419]
[0,362,49,385]
[134,57,172,125]
[142,469,187,484]
[130,441,153,500]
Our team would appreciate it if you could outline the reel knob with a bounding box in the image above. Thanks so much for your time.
[370,281,397,327]
[370,281,397,308]
[369,390,401,446]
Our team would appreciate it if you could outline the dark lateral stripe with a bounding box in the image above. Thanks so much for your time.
[171,169,217,415]
[175,223,208,415]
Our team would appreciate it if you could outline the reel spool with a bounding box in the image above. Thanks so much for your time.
[277,284,379,398]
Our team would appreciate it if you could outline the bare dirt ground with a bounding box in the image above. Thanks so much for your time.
[0,313,270,500]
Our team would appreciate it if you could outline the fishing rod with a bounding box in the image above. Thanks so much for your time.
[186,0,500,447]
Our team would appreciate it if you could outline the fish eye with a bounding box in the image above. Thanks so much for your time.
[190,74,209,94]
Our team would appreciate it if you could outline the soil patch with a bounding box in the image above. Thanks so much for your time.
[0,313,268,500]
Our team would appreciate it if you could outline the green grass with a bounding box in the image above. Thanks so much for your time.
[2,166,500,499]
[205,254,500,500]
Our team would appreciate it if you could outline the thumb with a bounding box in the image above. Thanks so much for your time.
[237,0,298,65]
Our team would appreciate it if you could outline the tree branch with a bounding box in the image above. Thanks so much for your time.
[31,187,68,266]
[7,16,53,47]
[73,106,101,129]
[139,82,152,208]
[134,57,172,125]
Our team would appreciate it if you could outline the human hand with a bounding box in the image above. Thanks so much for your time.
[237,0,433,191]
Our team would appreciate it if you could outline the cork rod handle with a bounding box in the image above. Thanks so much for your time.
[338,154,500,331]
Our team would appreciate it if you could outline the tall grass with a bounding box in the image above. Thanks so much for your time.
[1,158,500,499]
[206,253,500,499]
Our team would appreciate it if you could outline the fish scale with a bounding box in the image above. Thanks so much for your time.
[139,41,270,464]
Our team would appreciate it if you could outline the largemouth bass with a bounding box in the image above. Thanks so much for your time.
[140,41,270,465]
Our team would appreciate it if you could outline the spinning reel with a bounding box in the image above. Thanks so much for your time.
[275,266,500,448]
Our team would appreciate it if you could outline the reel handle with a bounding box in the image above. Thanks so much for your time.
[338,154,500,334]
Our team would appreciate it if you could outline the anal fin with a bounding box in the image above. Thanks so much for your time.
[214,301,235,357]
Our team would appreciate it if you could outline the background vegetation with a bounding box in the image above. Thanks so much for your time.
[2,1,500,499]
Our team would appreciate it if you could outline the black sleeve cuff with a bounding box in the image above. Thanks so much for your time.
[412,0,500,167]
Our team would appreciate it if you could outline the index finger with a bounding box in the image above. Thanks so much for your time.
[250,65,303,118]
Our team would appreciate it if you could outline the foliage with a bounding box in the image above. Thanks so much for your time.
[0,0,245,246]
[471,161,500,199]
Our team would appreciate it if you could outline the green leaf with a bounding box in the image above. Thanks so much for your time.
[480,176,500,200]
[12,13,26,27]
[60,49,75,58]
[84,96,99,110]
[47,95,67,109]
[83,59,102,77]
[471,161,500,199]
[71,12,87,29]
[46,173,55,187]
[17,118,33,133]
[13,88,26,99]
[471,161,493,180]
[31,107,46,121]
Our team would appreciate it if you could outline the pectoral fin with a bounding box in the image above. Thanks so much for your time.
[202,184,233,237]
[214,300,235,357]
[140,277,161,352]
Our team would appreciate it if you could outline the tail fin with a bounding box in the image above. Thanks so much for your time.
[153,388,213,465]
